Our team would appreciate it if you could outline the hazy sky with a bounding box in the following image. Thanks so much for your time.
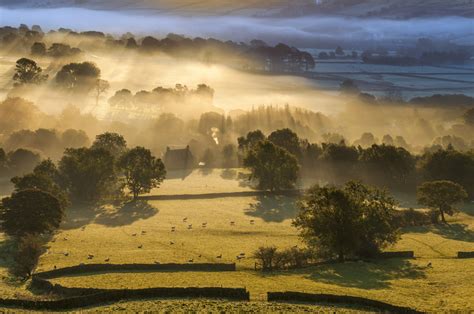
[1,8,473,47]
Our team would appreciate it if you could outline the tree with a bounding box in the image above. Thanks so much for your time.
[11,160,69,210]
[91,132,127,160]
[10,234,45,279]
[244,140,299,191]
[238,130,265,150]
[463,108,474,126]
[118,147,166,199]
[417,181,467,223]
[268,128,301,157]
[7,148,41,176]
[420,148,474,197]
[335,46,345,56]
[94,79,110,107]
[13,58,48,85]
[0,189,63,236]
[31,42,46,56]
[55,62,101,93]
[59,147,119,202]
[359,144,415,188]
[293,182,399,261]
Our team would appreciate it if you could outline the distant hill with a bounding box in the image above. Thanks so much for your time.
[3,0,474,18]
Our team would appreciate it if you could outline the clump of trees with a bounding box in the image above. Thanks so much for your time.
[293,181,399,261]
[253,246,312,271]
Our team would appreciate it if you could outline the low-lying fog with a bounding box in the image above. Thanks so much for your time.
[1,8,473,46]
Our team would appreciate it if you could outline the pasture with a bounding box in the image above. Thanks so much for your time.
[1,169,474,311]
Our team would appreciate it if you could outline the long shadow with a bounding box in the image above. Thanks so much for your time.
[244,195,298,223]
[166,169,193,181]
[220,169,237,180]
[61,204,98,230]
[94,200,159,227]
[406,223,474,243]
[307,259,426,290]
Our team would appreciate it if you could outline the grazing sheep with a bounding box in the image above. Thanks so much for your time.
[188,224,193,229]
[427,262,432,268]
[87,255,94,260]
[170,241,175,245]
[141,231,147,235]
[105,258,110,262]
[64,252,69,257]
[132,233,137,237]
[250,220,255,224]
[63,237,68,241]
[183,217,188,222]
[230,221,235,226]
[154,261,160,264]
[198,255,202,258]
[54,265,57,269]
[188,259,194,263]
[171,227,176,232]
[216,254,222,259]
[138,245,143,249]
[239,252,245,256]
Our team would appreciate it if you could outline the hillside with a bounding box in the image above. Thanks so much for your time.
[3,0,474,18]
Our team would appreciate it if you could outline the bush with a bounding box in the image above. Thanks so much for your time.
[253,246,311,271]
[393,209,432,227]
[11,235,45,279]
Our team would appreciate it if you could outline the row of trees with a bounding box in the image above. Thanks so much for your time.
[13,58,108,100]
[238,128,474,198]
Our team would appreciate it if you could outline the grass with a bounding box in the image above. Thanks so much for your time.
[1,169,474,311]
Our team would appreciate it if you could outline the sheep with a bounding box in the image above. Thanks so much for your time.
[230,221,235,226]
[188,259,194,263]
[216,254,222,259]
[188,224,193,229]
[87,254,94,260]
[141,231,147,235]
[138,244,143,249]
[64,252,69,257]
[132,233,137,237]
[105,258,110,262]
[63,237,68,241]
[183,217,188,222]
[250,220,255,224]
[154,261,160,264]
[170,241,175,245]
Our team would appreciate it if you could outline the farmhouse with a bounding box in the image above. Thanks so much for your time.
[163,146,195,170]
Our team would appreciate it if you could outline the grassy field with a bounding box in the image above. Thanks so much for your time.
[1,169,474,311]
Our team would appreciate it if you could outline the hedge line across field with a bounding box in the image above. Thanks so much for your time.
[267,291,424,314]
[35,263,236,279]
[457,251,474,258]
[0,287,250,310]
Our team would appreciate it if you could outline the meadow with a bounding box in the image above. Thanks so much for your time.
[1,169,473,311]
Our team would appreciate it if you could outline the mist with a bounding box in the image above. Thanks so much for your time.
[1,7,473,46]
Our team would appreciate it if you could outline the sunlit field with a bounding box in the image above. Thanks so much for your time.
[1,170,473,311]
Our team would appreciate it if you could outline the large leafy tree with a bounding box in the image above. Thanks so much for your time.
[118,147,166,199]
[55,61,101,93]
[0,189,63,236]
[417,180,467,224]
[58,147,119,202]
[238,130,265,151]
[13,58,48,85]
[268,128,301,157]
[244,140,299,191]
[294,181,399,261]
[11,159,69,210]
[91,132,127,160]
[11,234,46,279]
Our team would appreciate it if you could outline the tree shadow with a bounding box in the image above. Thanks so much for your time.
[166,169,194,181]
[94,200,159,227]
[244,195,298,223]
[61,204,98,230]
[407,223,474,243]
[220,169,237,180]
[198,168,214,176]
[306,259,426,290]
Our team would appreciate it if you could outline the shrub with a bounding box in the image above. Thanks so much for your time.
[11,234,45,279]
